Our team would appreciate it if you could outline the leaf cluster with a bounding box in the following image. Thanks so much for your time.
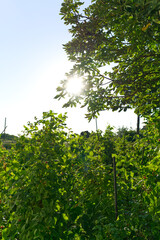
[55,0,160,120]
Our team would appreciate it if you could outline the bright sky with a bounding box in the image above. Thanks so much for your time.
[0,0,141,136]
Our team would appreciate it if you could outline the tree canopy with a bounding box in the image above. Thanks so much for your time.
[55,0,160,121]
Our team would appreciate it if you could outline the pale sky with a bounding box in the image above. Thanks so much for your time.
[0,0,141,136]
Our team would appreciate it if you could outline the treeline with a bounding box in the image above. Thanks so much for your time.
[1,133,18,141]
[0,134,18,150]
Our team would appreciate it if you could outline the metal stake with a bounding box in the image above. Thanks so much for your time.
[113,156,118,220]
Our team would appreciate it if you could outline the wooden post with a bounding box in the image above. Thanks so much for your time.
[113,156,118,220]
[137,114,140,134]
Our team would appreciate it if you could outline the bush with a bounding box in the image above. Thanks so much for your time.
[1,111,159,239]
[1,111,113,239]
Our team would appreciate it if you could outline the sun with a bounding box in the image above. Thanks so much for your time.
[66,77,84,95]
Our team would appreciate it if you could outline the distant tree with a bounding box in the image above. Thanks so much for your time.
[55,0,160,121]
[1,133,18,141]
[0,134,18,149]
[80,130,90,138]
[116,127,138,142]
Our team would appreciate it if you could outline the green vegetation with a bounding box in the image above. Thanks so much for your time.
[55,0,160,121]
[0,111,159,239]
[0,0,160,239]
[0,134,18,150]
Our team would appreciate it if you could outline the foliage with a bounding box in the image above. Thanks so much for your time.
[0,111,113,239]
[0,144,8,239]
[1,134,18,141]
[1,111,159,239]
[1,2,159,239]
[116,127,138,142]
[0,134,18,150]
[107,120,160,239]
[55,0,160,120]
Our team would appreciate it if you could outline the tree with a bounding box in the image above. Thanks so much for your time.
[55,0,160,121]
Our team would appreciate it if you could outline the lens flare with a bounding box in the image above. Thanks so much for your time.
[66,77,83,95]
